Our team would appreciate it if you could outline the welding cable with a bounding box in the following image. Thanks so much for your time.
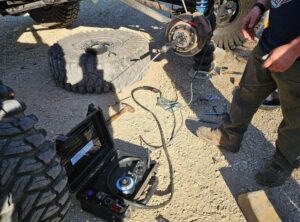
[183,42,212,108]
[133,84,184,151]
[122,41,213,209]
[125,86,175,209]
[138,109,183,150]
[132,44,211,149]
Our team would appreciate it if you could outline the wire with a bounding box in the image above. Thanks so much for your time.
[130,86,174,209]
[125,40,212,210]
[138,80,183,150]
[139,109,183,150]
[181,0,189,13]
[117,10,215,209]
[131,31,213,149]
[182,43,211,109]
[135,52,162,81]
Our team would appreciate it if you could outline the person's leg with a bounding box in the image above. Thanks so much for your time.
[255,60,300,186]
[255,148,294,186]
[197,46,277,151]
[272,60,300,166]
[260,90,280,110]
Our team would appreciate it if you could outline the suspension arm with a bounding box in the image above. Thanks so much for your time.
[135,0,174,14]
[121,0,171,24]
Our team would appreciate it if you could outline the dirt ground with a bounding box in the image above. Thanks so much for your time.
[1,1,299,221]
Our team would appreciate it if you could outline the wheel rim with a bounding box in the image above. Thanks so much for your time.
[76,38,123,55]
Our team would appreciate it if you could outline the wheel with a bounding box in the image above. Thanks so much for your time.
[29,2,80,28]
[0,83,70,222]
[213,0,256,50]
[48,28,150,94]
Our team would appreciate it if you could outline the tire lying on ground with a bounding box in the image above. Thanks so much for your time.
[0,83,70,222]
[213,0,256,50]
[48,28,151,94]
[29,2,80,28]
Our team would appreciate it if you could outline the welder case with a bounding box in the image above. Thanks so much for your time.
[55,108,157,222]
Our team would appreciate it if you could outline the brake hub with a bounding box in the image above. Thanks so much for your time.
[165,13,212,57]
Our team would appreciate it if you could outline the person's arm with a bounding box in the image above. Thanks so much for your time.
[263,36,300,72]
[289,36,300,58]
[242,0,270,40]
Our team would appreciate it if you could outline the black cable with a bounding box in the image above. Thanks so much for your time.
[139,109,183,150]
[129,86,175,209]
[137,79,184,150]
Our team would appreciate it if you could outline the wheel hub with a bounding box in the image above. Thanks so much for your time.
[165,13,212,57]
[170,24,197,52]
[76,37,123,55]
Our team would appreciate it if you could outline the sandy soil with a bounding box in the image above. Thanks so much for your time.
[0,1,299,221]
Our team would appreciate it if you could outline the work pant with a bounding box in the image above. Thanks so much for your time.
[221,45,300,167]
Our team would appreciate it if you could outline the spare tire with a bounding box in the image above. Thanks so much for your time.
[48,28,150,94]
[213,0,256,50]
[0,83,70,222]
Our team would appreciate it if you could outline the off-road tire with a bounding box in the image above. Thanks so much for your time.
[29,2,80,28]
[213,0,256,50]
[48,28,150,93]
[0,85,70,222]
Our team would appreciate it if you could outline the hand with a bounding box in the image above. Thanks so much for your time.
[262,43,299,72]
[242,7,262,41]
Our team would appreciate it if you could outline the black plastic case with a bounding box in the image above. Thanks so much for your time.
[56,109,156,222]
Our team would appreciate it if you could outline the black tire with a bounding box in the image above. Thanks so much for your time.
[213,0,256,50]
[48,29,150,93]
[0,85,70,222]
[29,2,80,28]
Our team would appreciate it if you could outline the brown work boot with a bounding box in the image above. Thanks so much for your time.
[255,150,294,187]
[196,126,240,153]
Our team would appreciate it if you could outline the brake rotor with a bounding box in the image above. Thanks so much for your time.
[165,13,212,57]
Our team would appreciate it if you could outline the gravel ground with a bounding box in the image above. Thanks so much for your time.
[0,1,299,221]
